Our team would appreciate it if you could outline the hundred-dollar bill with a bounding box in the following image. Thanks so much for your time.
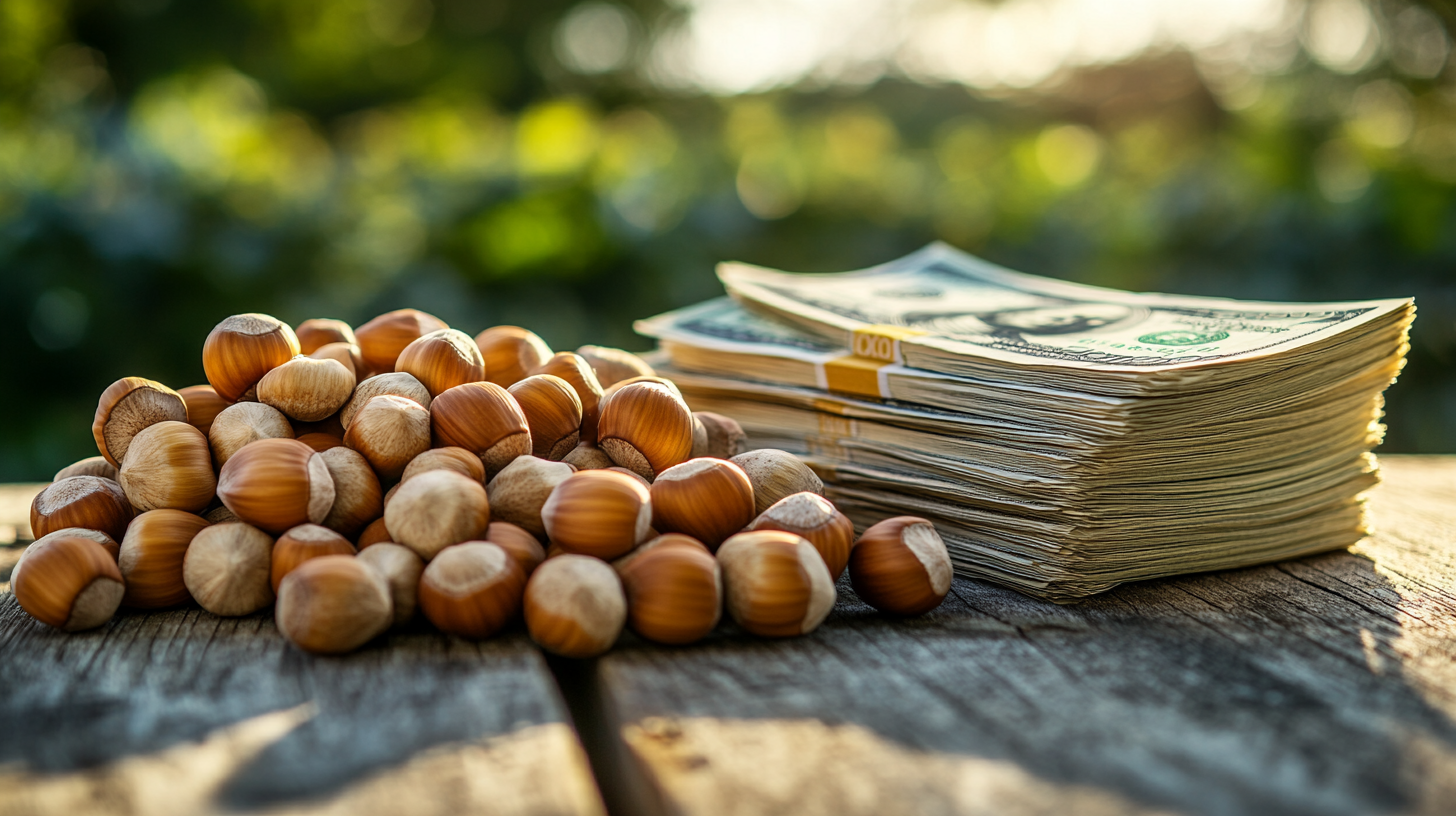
[716,243,1414,397]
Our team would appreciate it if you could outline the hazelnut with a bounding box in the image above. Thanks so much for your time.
[209,402,294,467]
[731,449,824,515]
[611,533,710,575]
[295,318,357,354]
[619,541,721,645]
[475,326,552,388]
[749,492,855,580]
[541,470,651,560]
[178,385,229,438]
[357,517,391,549]
[649,458,755,551]
[384,469,490,560]
[204,505,241,524]
[600,375,682,404]
[343,394,432,481]
[339,372,432,430]
[429,382,532,477]
[217,438,336,534]
[308,342,364,380]
[183,522,275,616]
[276,555,392,654]
[54,456,118,482]
[354,308,448,375]
[692,412,747,460]
[717,530,835,637]
[18,528,121,584]
[576,345,655,388]
[203,314,301,402]
[418,541,525,639]
[356,542,425,628]
[597,381,694,480]
[316,446,382,539]
[533,352,604,443]
[297,432,344,452]
[30,476,132,542]
[401,447,485,485]
[257,355,356,422]
[396,329,485,397]
[486,521,546,575]
[119,509,210,609]
[562,443,614,471]
[118,421,217,513]
[92,377,188,467]
[508,374,583,460]
[849,517,952,617]
[271,523,356,592]
[12,535,125,631]
[486,456,574,539]
[524,555,626,658]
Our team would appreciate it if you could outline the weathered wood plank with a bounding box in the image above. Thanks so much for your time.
[586,455,1456,816]
[0,600,606,816]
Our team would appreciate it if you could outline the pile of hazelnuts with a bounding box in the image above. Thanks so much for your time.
[13,309,953,657]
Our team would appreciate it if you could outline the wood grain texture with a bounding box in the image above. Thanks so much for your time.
[588,455,1456,816]
[0,601,605,816]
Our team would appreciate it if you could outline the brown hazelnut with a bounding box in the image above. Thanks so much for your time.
[92,377,188,467]
[316,446,383,539]
[356,517,391,549]
[276,555,392,654]
[354,308,448,375]
[183,522,275,616]
[849,517,952,617]
[597,381,694,480]
[524,554,626,658]
[401,447,485,485]
[118,421,217,513]
[508,374,583,460]
[749,492,855,580]
[217,438,336,534]
[30,476,132,543]
[396,329,486,397]
[619,541,721,645]
[209,401,295,467]
[418,541,526,639]
[731,449,824,515]
[383,469,490,560]
[308,342,364,380]
[271,523,356,592]
[295,318,357,354]
[178,385,229,438]
[485,521,546,575]
[691,412,747,459]
[257,355,356,422]
[429,382,532,477]
[576,345,655,388]
[12,534,125,631]
[600,375,682,404]
[119,509,210,609]
[717,530,835,637]
[203,314,301,402]
[540,469,651,560]
[611,533,710,575]
[356,542,425,628]
[53,456,118,482]
[343,394,432,481]
[533,352,604,443]
[339,372,432,430]
[562,443,614,471]
[486,456,574,539]
[475,326,552,388]
[18,528,120,584]
[649,458,755,551]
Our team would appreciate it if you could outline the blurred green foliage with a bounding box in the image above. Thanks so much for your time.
[1,0,1453,480]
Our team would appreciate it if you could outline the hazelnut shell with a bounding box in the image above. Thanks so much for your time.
[717,530,836,637]
[429,382,532,477]
[275,555,392,654]
[13,535,125,631]
[475,326,552,388]
[92,377,188,467]
[203,314,300,402]
[541,470,652,560]
[619,542,722,645]
[508,374,583,460]
[523,554,626,658]
[183,522,275,616]
[384,469,490,560]
[119,509,210,609]
[271,523,356,592]
[749,492,856,580]
[649,458,755,551]
[418,541,526,639]
[396,329,486,397]
[30,476,133,543]
[849,517,952,617]
[118,421,217,514]
[217,438,336,534]
[354,308,448,375]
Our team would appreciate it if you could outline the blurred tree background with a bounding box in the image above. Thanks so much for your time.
[1,0,1453,480]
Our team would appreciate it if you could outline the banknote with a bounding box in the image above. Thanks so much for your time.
[717,243,1414,396]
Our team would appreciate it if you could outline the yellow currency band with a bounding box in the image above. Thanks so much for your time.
[822,354,887,398]
[850,324,926,363]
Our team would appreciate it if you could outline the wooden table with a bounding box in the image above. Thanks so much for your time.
[2,456,1453,816]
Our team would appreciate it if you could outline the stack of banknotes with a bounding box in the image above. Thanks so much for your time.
[637,243,1415,602]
